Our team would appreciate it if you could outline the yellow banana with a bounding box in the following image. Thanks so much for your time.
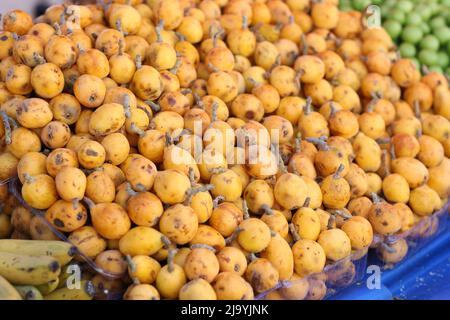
[45,280,95,300]
[0,252,61,285]
[36,278,59,295]
[0,275,22,300]
[0,239,76,266]
[14,285,44,300]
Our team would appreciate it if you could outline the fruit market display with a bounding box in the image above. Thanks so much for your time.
[340,0,450,76]
[0,0,449,300]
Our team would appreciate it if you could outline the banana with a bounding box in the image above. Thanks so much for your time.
[0,252,61,285]
[14,285,44,300]
[45,280,95,300]
[36,278,59,295]
[0,275,22,300]
[0,239,76,266]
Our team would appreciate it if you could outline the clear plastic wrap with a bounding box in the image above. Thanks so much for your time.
[3,175,449,300]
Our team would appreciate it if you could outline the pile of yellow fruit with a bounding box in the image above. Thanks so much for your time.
[0,0,449,300]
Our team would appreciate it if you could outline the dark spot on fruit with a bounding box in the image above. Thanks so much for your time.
[86,149,98,156]
[54,218,65,228]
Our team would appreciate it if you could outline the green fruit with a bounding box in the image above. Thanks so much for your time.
[383,20,402,39]
[420,35,440,51]
[436,51,449,68]
[421,23,431,35]
[418,49,439,66]
[399,43,417,58]
[402,25,424,44]
[434,27,450,45]
[389,9,406,24]
[417,5,432,21]
[428,65,443,73]
[352,0,371,11]
[410,58,421,70]
[396,0,414,12]
[430,16,447,30]
[405,13,422,25]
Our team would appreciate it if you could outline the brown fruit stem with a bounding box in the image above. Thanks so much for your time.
[389,142,396,160]
[211,101,219,122]
[184,184,214,205]
[118,38,124,55]
[301,33,308,55]
[249,252,258,262]
[290,159,300,176]
[77,43,85,54]
[207,62,220,73]
[82,196,96,210]
[376,137,391,145]
[33,52,46,65]
[8,11,16,23]
[413,100,421,120]
[167,248,177,272]
[241,15,248,30]
[175,31,186,42]
[135,54,142,70]
[303,96,313,115]
[126,255,136,273]
[225,227,241,245]
[327,214,336,229]
[169,58,181,74]
[303,197,311,208]
[306,137,329,151]
[382,150,390,176]
[260,204,273,215]
[145,100,161,113]
[53,23,62,36]
[155,20,164,43]
[123,94,131,118]
[22,173,35,184]
[243,199,250,219]
[125,182,138,196]
[212,195,225,208]
[333,163,345,179]
[421,65,430,75]
[289,223,301,242]
[370,192,382,204]
[0,111,12,145]
[380,242,397,254]
[330,209,352,220]
[130,123,145,137]
[190,243,216,252]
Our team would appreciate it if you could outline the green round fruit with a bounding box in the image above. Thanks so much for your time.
[383,20,402,39]
[399,43,417,58]
[396,0,414,12]
[428,65,443,73]
[429,16,447,30]
[402,25,424,44]
[420,35,440,51]
[409,57,421,70]
[434,27,450,45]
[352,0,371,11]
[417,5,432,21]
[418,49,439,66]
[421,23,431,35]
[436,51,449,68]
[389,9,407,24]
[405,13,422,25]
